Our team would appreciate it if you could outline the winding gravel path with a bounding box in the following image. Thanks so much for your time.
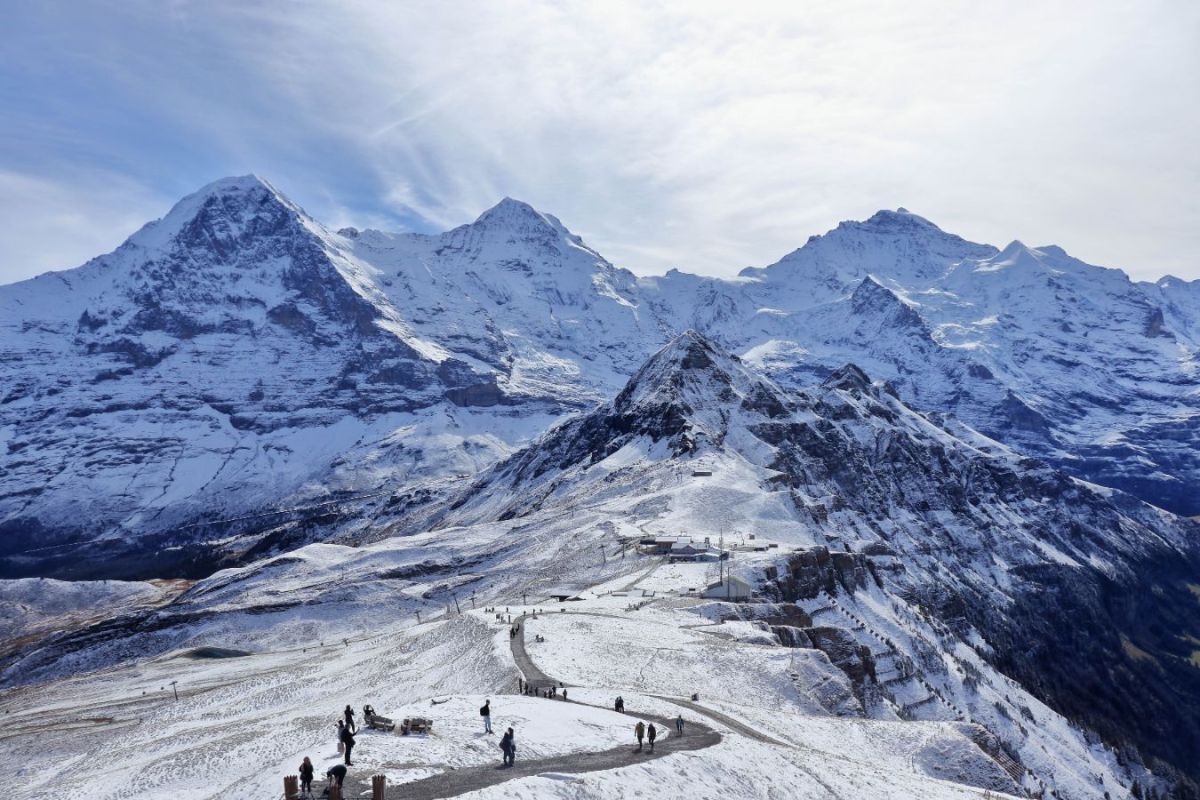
[341,614,722,798]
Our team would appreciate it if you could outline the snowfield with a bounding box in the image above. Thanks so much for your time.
[0,441,1149,800]
[1,571,1029,800]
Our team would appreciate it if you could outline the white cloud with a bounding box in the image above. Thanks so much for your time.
[2,0,1197,283]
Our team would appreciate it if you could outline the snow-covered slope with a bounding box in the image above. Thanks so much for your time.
[9,332,1197,798]
[342,197,661,401]
[393,332,1200,787]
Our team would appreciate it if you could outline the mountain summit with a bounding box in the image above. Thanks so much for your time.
[2,176,1199,582]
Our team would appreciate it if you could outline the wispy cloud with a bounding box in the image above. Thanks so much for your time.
[2,0,1197,283]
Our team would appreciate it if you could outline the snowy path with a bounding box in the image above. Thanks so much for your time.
[343,707,719,799]
[511,609,859,800]
[510,614,559,689]
[650,695,787,747]
[336,614,722,798]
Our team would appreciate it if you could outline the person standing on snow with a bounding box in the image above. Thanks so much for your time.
[340,720,356,766]
[500,727,516,767]
[634,721,645,751]
[615,696,624,713]
[647,722,657,753]
[298,756,314,794]
[343,704,356,733]
[675,713,684,734]
[481,698,493,734]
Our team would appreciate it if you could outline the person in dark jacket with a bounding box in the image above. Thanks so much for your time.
[615,696,624,713]
[343,705,356,733]
[634,721,645,751]
[325,763,347,788]
[299,756,314,794]
[500,727,516,767]
[647,722,657,753]
[675,713,684,734]
[340,722,356,766]
[481,698,493,734]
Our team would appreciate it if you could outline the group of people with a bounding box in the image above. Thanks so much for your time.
[616,696,686,753]
[293,704,365,795]
[517,680,567,700]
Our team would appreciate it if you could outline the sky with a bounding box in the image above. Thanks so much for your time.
[1,0,1198,285]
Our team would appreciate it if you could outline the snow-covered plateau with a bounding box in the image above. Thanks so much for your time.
[2,178,1200,799]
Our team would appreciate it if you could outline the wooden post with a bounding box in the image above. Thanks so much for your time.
[372,774,386,800]
[283,775,299,800]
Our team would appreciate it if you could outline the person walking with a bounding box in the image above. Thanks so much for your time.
[634,721,645,752]
[481,699,493,734]
[340,720,356,766]
[500,727,516,767]
[675,713,684,734]
[647,722,657,753]
[298,756,314,795]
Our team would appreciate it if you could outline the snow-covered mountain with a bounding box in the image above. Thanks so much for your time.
[307,330,1200,788]
[649,210,1200,517]
[2,179,1198,581]
[0,178,637,577]
[9,332,1199,798]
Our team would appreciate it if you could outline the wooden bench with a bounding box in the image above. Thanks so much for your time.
[400,716,433,735]
[365,712,395,732]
